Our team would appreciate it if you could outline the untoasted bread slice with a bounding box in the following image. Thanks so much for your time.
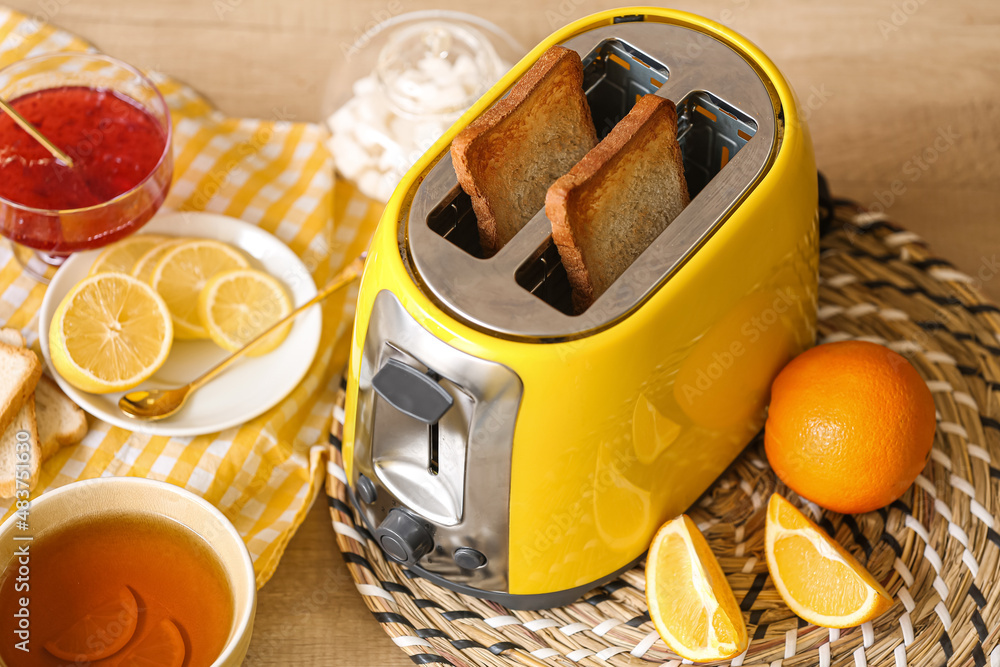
[546,94,690,311]
[0,329,88,462]
[451,46,597,254]
[0,340,42,435]
[0,328,26,348]
[36,375,88,461]
[0,395,40,498]
[0,328,38,496]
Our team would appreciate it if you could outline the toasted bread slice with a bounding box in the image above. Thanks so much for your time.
[546,94,690,311]
[0,340,42,436]
[36,375,88,461]
[451,45,597,254]
[0,395,40,498]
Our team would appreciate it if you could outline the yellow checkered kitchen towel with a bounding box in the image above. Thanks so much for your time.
[0,8,384,586]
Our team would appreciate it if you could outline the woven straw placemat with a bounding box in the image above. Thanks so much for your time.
[325,205,1000,667]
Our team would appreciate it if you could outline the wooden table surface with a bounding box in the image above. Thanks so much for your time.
[7,0,997,664]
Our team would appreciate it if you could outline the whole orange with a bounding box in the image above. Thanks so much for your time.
[764,340,936,514]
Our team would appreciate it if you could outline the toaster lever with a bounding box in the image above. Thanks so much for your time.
[372,358,454,424]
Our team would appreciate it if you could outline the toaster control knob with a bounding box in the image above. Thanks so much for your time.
[376,509,433,565]
[453,547,487,570]
[356,475,377,504]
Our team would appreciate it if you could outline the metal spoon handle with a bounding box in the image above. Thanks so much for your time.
[188,255,366,392]
[0,97,76,168]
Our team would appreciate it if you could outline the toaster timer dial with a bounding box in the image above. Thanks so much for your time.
[375,508,434,566]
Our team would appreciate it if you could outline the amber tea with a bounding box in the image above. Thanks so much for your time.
[0,512,234,666]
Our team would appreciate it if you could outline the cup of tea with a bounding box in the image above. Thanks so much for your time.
[0,477,256,666]
[0,53,173,281]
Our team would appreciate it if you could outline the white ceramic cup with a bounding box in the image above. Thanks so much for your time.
[0,477,256,666]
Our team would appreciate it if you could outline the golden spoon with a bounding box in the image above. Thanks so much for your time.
[0,97,75,167]
[119,254,366,421]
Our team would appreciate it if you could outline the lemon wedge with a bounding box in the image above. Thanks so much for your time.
[150,240,249,339]
[198,268,292,355]
[88,234,172,276]
[49,274,173,393]
[646,515,748,662]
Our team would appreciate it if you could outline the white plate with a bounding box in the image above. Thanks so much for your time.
[39,211,322,437]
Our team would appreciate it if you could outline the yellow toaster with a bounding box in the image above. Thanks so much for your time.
[343,6,818,609]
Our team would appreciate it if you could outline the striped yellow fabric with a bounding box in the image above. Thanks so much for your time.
[0,8,384,586]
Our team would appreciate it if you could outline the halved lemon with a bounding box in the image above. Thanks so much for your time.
[130,238,186,284]
[49,274,173,394]
[646,515,748,662]
[150,240,249,339]
[88,234,172,276]
[113,617,186,667]
[765,493,893,628]
[197,268,292,356]
[44,586,138,661]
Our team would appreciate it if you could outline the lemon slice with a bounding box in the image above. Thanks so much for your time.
[150,240,249,339]
[114,617,186,667]
[49,274,173,393]
[88,234,172,276]
[198,268,292,356]
[765,493,893,628]
[646,515,748,662]
[44,587,138,661]
[131,238,186,283]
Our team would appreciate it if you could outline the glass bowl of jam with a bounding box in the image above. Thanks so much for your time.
[0,53,173,280]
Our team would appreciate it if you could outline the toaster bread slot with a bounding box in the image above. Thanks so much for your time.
[675,91,757,198]
[427,186,484,258]
[517,87,758,314]
[581,38,667,138]
[517,85,756,316]
[514,237,575,316]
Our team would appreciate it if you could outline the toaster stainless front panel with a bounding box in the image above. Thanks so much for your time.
[352,290,523,592]
[404,20,780,339]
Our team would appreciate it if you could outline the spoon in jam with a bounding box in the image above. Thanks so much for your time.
[0,96,75,168]
[119,254,366,421]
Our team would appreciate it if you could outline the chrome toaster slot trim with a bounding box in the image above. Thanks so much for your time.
[406,20,779,339]
[352,290,524,592]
